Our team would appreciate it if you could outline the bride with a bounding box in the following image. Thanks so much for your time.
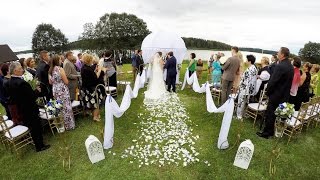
[144,52,167,100]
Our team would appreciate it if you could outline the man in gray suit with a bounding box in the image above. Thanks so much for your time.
[221,47,240,104]
[63,51,80,101]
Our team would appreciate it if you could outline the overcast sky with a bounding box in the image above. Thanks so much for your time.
[1,0,319,54]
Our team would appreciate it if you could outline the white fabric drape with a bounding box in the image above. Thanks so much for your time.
[181,69,206,93]
[181,69,235,150]
[205,84,235,149]
[104,70,145,149]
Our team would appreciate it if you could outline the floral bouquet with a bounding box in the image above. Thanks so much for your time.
[45,99,64,133]
[45,99,63,116]
[274,102,295,137]
[274,102,295,119]
[22,71,39,90]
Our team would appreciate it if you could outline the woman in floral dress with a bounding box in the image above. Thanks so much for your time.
[236,55,258,119]
[49,55,75,130]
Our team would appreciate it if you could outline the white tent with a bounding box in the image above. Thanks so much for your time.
[141,31,187,64]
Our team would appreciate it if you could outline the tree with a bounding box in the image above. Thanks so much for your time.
[78,12,151,50]
[32,23,68,54]
[299,41,320,64]
[80,23,95,40]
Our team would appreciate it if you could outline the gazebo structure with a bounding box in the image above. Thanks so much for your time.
[0,44,19,63]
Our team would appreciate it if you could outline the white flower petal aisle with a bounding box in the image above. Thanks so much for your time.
[121,93,203,167]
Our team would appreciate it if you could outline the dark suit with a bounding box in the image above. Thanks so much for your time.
[164,56,177,92]
[136,55,144,75]
[263,58,294,135]
[7,76,45,150]
[36,60,53,100]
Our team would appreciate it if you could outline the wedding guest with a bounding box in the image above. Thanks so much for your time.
[75,53,83,71]
[236,55,258,119]
[233,51,244,92]
[295,62,312,110]
[188,53,197,77]
[99,50,117,87]
[258,47,293,139]
[63,51,80,101]
[310,64,320,97]
[288,57,301,109]
[59,54,65,67]
[131,50,138,81]
[8,62,50,152]
[49,55,75,130]
[92,56,106,97]
[25,57,37,76]
[208,54,214,74]
[19,58,26,69]
[196,59,204,79]
[135,50,144,75]
[0,64,11,120]
[221,47,240,104]
[36,50,53,100]
[269,53,278,75]
[81,54,106,121]
[253,57,270,101]
[212,54,222,88]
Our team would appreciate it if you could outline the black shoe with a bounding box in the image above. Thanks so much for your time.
[256,132,271,139]
[36,145,51,152]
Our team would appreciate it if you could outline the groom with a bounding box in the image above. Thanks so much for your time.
[164,51,177,92]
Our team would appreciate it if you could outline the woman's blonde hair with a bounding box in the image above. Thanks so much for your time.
[82,54,93,65]
[236,52,243,63]
[312,64,320,73]
[261,56,270,65]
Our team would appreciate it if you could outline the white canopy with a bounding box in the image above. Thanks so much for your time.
[141,31,187,64]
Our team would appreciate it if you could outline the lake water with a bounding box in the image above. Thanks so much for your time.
[17,49,272,64]
[184,49,273,63]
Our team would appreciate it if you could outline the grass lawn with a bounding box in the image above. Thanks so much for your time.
[1,63,320,179]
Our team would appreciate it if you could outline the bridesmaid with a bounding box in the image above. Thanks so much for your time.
[49,55,75,130]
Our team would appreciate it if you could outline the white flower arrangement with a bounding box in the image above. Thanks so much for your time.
[275,102,295,119]
[22,71,33,82]
[22,71,39,90]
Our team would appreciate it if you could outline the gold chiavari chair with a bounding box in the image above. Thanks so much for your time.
[0,115,34,156]
[245,84,268,127]
[282,102,309,144]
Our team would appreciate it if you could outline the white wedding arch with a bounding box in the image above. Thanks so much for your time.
[141,31,187,83]
[141,31,187,64]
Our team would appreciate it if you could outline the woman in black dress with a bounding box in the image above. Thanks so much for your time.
[295,62,312,110]
[81,54,106,121]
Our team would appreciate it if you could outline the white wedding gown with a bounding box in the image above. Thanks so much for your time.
[144,54,167,101]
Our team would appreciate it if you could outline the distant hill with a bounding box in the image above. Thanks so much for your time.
[14,38,278,55]
[182,37,232,50]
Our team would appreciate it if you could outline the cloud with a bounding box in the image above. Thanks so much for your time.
[0,0,319,53]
